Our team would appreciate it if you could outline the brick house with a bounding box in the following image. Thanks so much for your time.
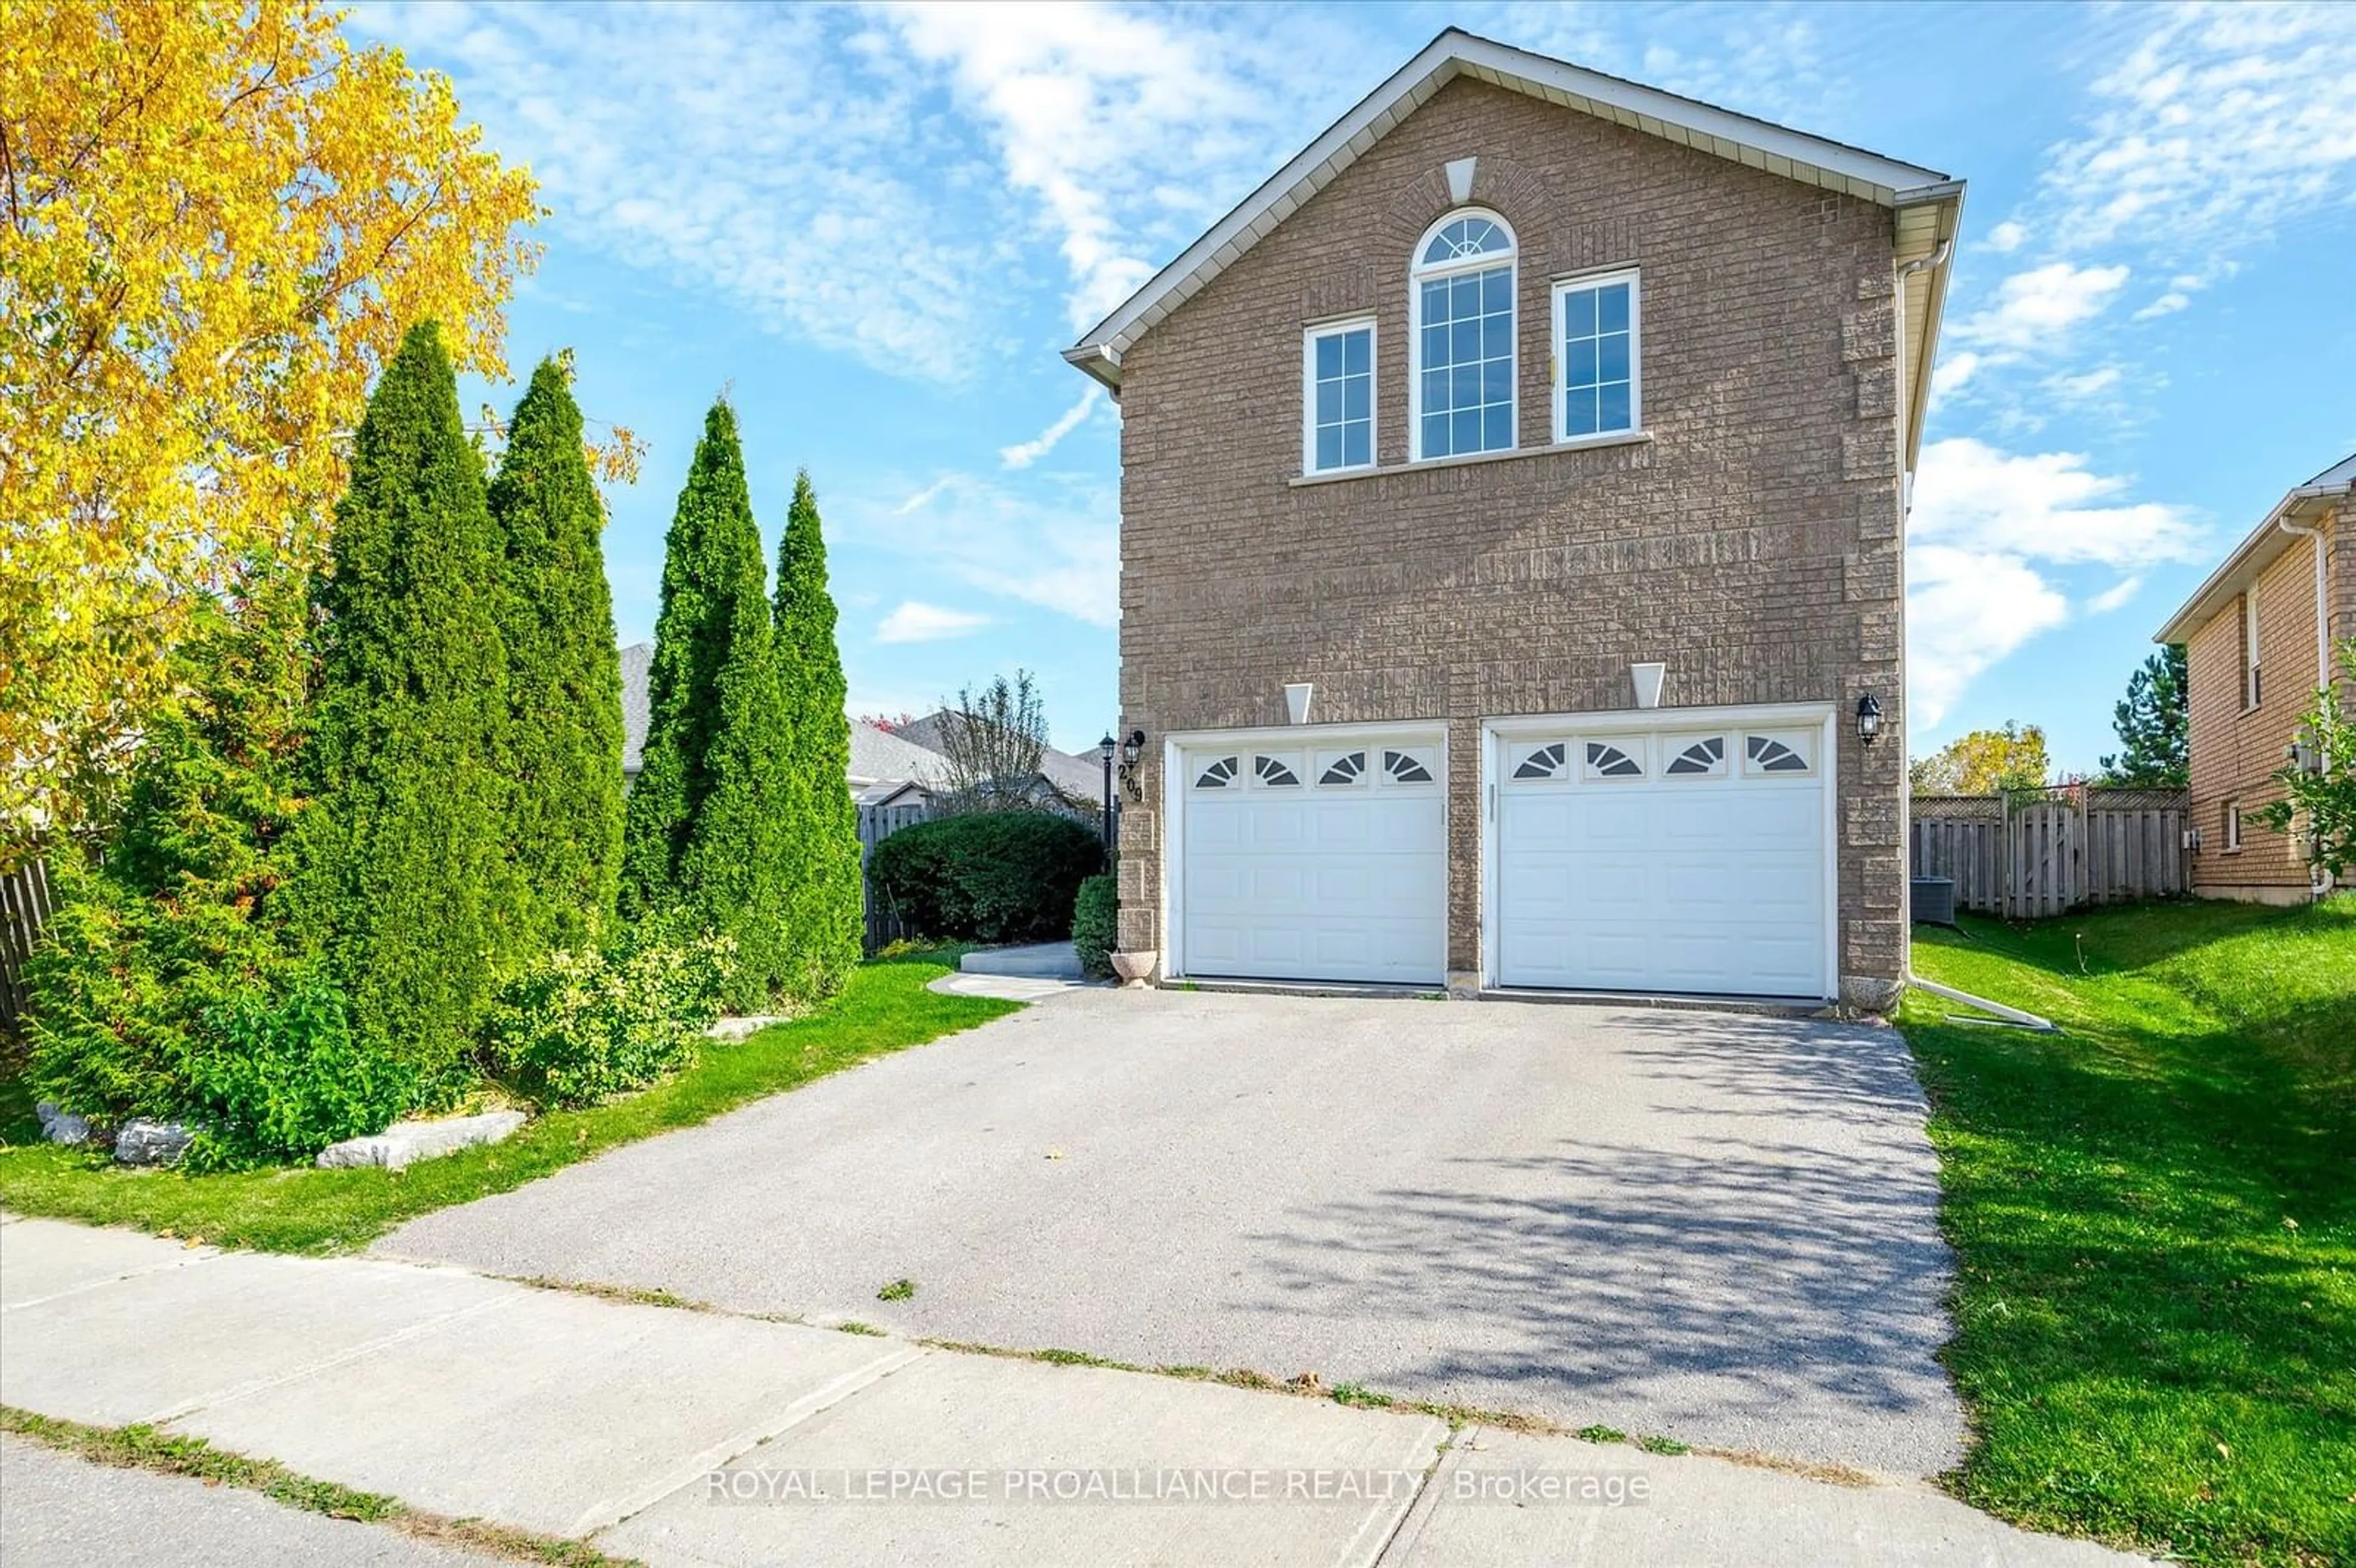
[2154,452,2355,904]
[1064,31,1964,1008]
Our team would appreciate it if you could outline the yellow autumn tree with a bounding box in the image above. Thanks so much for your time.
[0,1,542,861]
[1909,722,2054,795]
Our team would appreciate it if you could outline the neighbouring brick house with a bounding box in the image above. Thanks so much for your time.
[1063,31,1963,1009]
[2155,452,2356,904]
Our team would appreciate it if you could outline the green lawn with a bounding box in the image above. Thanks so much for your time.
[1903,899,2356,1566]
[0,949,1015,1254]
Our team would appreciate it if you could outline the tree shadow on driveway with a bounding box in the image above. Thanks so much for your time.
[1239,1010,1965,1474]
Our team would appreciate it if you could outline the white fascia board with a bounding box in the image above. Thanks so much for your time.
[1063,28,1955,383]
[2153,478,2352,645]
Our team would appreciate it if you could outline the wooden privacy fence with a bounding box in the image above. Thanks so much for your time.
[858,802,932,952]
[1,858,57,1030]
[1910,788,2189,918]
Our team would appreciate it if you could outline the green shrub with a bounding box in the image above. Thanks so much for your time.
[181,975,415,1172]
[1071,873,1117,978]
[485,931,736,1109]
[25,569,315,1126]
[488,356,627,955]
[867,812,1105,944]
[293,320,518,1087]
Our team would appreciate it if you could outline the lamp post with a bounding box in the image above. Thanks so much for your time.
[1097,733,1118,850]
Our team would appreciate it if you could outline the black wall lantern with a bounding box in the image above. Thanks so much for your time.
[1117,729,1147,804]
[1856,693,1884,747]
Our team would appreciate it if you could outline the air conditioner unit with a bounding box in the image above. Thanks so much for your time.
[1909,877,1958,927]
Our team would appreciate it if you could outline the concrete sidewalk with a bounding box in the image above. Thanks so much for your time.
[0,1215,2146,1566]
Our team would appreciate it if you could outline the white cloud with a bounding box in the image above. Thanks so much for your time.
[2039,3,2356,264]
[879,3,1366,334]
[1930,349,1985,402]
[1904,439,2206,724]
[1983,220,2028,253]
[1000,387,1102,469]
[2084,575,2146,615]
[1955,262,2131,352]
[1910,438,2204,568]
[2133,291,2190,321]
[2045,365,2123,403]
[869,472,1118,626]
[355,2,1005,377]
[876,601,991,644]
[893,476,959,515]
[1908,545,2072,729]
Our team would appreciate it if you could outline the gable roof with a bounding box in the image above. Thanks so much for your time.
[618,641,951,790]
[2154,451,2356,646]
[893,711,1107,804]
[1064,27,1965,473]
[619,641,652,774]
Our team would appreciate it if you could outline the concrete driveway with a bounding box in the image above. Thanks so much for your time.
[377,989,1965,1476]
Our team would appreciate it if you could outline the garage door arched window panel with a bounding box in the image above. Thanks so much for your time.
[1253,754,1303,787]
[1742,732,1814,776]
[1581,740,1645,780]
[1411,208,1517,462]
[1665,735,1728,778]
[1194,756,1241,789]
[1317,750,1367,786]
[1509,741,1568,782]
[1383,747,1437,784]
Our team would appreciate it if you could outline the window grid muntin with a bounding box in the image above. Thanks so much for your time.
[1553,270,1639,441]
[1253,755,1303,788]
[1512,742,1568,781]
[1194,756,1239,789]
[1582,740,1646,780]
[1317,751,1367,786]
[1383,748,1436,784]
[1412,210,1517,462]
[1665,735,1728,777]
[1743,733,1812,775]
[1304,320,1375,474]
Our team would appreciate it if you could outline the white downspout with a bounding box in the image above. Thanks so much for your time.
[2273,509,2332,896]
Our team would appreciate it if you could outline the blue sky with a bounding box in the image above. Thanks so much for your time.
[358,1,2356,765]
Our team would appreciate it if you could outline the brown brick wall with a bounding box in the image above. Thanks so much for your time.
[2185,523,2330,897]
[1110,77,1909,999]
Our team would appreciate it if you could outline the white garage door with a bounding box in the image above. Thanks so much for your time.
[1178,737,1446,985]
[1494,720,1830,998]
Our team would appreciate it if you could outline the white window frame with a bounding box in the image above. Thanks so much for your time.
[1301,317,1377,476]
[1550,267,1642,446]
[2223,798,2243,853]
[2241,591,2262,709]
[1408,208,1518,463]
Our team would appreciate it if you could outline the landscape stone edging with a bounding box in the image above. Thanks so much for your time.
[315,1110,527,1170]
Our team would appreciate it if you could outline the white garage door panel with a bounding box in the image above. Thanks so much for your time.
[1495,722,1829,998]
[1180,740,1445,986]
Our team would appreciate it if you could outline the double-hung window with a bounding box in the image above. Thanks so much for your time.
[2241,591,2262,708]
[1552,269,1640,442]
[1411,210,1516,460]
[1303,319,1374,474]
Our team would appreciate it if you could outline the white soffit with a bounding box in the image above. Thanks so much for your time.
[1065,26,1963,429]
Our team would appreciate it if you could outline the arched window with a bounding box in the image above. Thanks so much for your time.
[1411,209,1516,460]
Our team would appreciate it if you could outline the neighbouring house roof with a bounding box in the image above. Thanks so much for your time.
[620,641,652,775]
[1062,26,1965,474]
[2153,452,2356,647]
[893,712,1108,807]
[617,641,947,793]
[849,721,953,790]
